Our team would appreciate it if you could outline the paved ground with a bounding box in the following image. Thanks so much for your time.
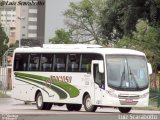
[0,98,160,120]
[0,98,160,115]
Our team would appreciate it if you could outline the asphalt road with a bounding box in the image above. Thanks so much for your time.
[0,98,160,120]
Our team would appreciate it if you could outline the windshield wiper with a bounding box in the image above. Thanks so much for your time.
[120,66,126,87]
[129,67,139,89]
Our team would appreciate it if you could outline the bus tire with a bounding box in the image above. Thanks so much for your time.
[83,94,97,112]
[44,103,53,110]
[66,104,74,111]
[66,104,82,111]
[36,92,52,110]
[118,107,131,113]
[36,92,45,110]
[73,104,82,111]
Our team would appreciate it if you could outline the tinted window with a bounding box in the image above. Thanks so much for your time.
[14,53,29,71]
[54,54,66,72]
[41,54,53,71]
[68,54,80,72]
[28,54,40,71]
[14,53,103,73]
[80,54,103,72]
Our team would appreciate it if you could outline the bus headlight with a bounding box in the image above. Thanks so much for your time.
[139,92,149,98]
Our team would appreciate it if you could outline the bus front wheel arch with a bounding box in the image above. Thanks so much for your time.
[35,91,53,110]
[35,90,41,101]
[83,94,97,112]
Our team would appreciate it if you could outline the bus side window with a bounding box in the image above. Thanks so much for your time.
[29,54,40,71]
[68,54,80,72]
[81,54,103,72]
[14,53,29,71]
[93,64,105,89]
[81,54,91,72]
[40,54,53,71]
[55,54,66,72]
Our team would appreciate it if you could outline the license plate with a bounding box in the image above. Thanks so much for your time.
[125,98,133,103]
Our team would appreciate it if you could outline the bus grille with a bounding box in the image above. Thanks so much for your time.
[119,100,138,105]
[118,95,140,99]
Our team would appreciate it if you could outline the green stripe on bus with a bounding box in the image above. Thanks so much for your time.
[52,81,79,98]
[15,77,53,97]
[15,75,67,99]
[15,72,80,98]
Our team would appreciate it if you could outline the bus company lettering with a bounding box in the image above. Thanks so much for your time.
[50,75,72,83]
[46,75,72,85]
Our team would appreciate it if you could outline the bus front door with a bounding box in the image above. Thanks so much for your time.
[93,63,104,105]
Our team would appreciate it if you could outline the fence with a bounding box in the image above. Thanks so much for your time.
[149,89,160,109]
[0,48,14,94]
[149,73,160,109]
[0,67,7,94]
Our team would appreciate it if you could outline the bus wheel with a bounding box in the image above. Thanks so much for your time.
[66,104,82,111]
[36,92,52,110]
[44,103,53,110]
[66,104,74,111]
[118,107,131,113]
[83,94,97,112]
[73,104,82,111]
[36,92,45,110]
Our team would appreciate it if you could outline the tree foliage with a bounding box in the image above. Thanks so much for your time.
[0,24,9,64]
[64,0,107,44]
[116,20,160,71]
[49,29,73,44]
[100,0,160,71]
[101,0,160,41]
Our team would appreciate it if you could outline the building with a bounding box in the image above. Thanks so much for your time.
[16,0,46,47]
[0,0,46,46]
[0,0,16,44]
[0,0,45,90]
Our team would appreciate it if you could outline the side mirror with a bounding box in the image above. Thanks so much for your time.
[99,60,104,73]
[147,63,152,75]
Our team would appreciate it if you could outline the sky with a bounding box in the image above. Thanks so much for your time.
[45,0,81,43]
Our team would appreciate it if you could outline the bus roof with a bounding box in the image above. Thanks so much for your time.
[14,44,145,56]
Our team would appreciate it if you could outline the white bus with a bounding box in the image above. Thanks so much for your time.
[12,44,152,113]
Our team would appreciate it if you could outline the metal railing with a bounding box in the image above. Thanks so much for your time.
[149,73,160,108]
[0,67,7,94]
[0,48,14,94]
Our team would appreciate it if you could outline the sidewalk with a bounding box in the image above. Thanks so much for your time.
[0,90,11,98]
[6,90,12,96]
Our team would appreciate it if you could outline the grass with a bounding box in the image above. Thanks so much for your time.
[133,106,160,111]
[133,96,160,111]
[0,91,10,98]
[134,89,160,111]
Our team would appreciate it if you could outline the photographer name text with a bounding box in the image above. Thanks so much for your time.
[118,114,158,120]
[0,0,45,6]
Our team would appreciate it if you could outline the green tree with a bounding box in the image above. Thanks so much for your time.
[101,0,160,42]
[116,20,160,71]
[100,0,160,72]
[0,24,9,65]
[49,29,73,44]
[9,43,19,48]
[64,0,107,44]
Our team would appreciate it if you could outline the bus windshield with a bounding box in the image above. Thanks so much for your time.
[106,55,149,91]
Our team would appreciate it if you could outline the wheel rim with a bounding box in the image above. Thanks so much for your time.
[37,95,43,107]
[86,97,92,109]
